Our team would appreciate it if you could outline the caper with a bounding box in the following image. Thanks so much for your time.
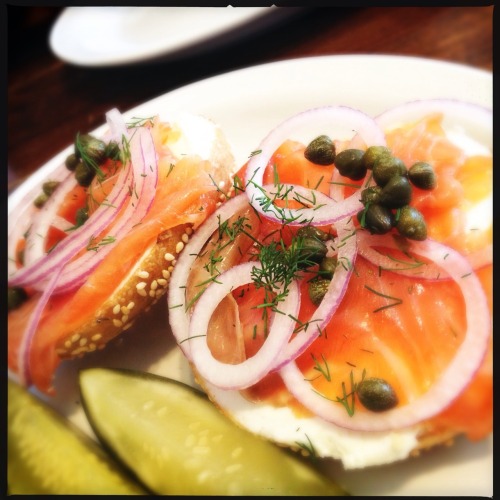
[379,175,412,209]
[296,225,330,242]
[372,155,407,187]
[295,236,328,267]
[334,149,367,180]
[74,162,95,187]
[65,153,80,171]
[318,256,338,279]
[358,204,394,235]
[42,180,60,197]
[408,161,436,190]
[304,135,336,165]
[361,186,382,205]
[395,205,427,241]
[8,287,28,311]
[357,377,399,412]
[363,145,391,170]
[33,192,49,208]
[76,134,107,166]
[105,141,121,161]
[308,278,331,306]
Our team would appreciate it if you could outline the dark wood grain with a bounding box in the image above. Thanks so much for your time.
[7,6,493,192]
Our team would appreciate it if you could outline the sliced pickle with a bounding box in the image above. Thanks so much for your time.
[79,368,348,496]
[7,379,146,494]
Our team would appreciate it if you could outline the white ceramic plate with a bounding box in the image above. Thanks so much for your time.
[8,55,492,496]
[49,6,302,67]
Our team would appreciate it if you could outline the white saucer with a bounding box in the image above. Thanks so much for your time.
[49,6,302,67]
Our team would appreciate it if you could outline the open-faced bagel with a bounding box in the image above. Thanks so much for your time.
[8,110,236,394]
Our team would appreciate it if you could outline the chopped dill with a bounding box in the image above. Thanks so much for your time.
[364,284,403,313]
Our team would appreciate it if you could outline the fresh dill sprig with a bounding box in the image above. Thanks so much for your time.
[364,284,403,313]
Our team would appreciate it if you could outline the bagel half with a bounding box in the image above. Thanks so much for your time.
[168,103,492,470]
[7,110,236,394]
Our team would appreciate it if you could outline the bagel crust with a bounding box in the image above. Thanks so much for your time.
[55,224,192,359]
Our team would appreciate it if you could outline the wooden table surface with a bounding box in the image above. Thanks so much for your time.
[7,5,493,194]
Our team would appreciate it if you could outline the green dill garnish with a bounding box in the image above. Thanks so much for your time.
[295,434,318,459]
[364,284,403,312]
[311,353,331,382]
[87,235,116,252]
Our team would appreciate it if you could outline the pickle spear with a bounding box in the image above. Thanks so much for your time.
[79,368,348,496]
[7,379,146,495]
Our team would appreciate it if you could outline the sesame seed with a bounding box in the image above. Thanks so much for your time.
[164,252,175,261]
[113,319,123,328]
[121,315,129,324]
[120,306,129,315]
[113,304,121,315]
[168,265,174,272]
[137,289,147,297]
[182,233,189,243]
[137,270,149,279]
[127,301,135,310]
[123,322,133,331]
[79,338,87,347]
[64,340,72,349]
[136,281,147,290]
[162,270,171,279]
[185,227,193,235]
[71,333,80,343]
[149,290,156,298]
[72,346,88,356]
[151,280,158,290]
[88,343,97,352]
[91,333,102,341]
[175,241,184,254]
[157,278,167,287]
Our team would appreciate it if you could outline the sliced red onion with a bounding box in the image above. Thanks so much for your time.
[168,194,250,360]
[357,231,451,280]
[279,238,491,432]
[8,109,134,289]
[8,161,131,289]
[17,268,62,387]
[22,173,79,267]
[244,106,385,226]
[106,107,129,143]
[187,262,300,390]
[375,98,492,153]
[49,126,158,294]
[273,216,358,369]
[8,166,73,276]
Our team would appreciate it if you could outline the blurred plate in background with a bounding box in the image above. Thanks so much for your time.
[49,6,303,67]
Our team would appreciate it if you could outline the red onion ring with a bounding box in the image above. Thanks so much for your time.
[17,268,62,387]
[49,126,158,294]
[375,98,492,153]
[244,106,385,226]
[279,238,491,432]
[168,194,250,360]
[357,232,492,280]
[273,216,358,369]
[22,173,79,268]
[187,262,300,390]
[8,166,73,276]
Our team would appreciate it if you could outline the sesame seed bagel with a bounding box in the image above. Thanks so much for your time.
[55,224,192,359]
[8,110,237,394]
